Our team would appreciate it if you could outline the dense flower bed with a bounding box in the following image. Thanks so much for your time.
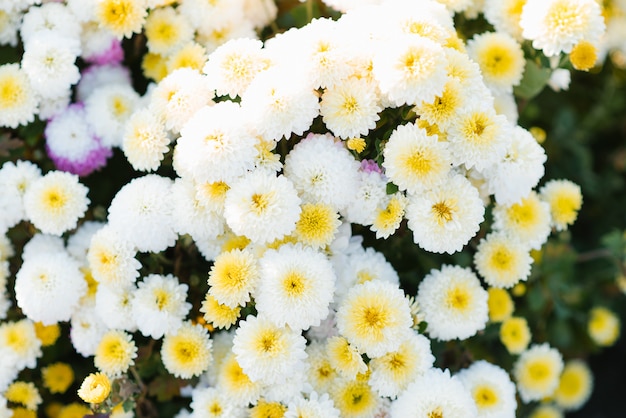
[1,1,626,417]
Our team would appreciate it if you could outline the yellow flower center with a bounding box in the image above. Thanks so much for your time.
[474,385,498,408]
[446,285,471,312]
[570,41,597,71]
[432,200,455,224]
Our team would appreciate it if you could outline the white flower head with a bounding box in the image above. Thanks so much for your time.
[283,133,360,211]
[23,171,90,236]
[256,244,336,330]
[107,174,177,253]
[406,173,485,254]
[132,274,192,339]
[416,264,489,341]
[457,360,517,418]
[223,170,301,245]
[232,314,308,385]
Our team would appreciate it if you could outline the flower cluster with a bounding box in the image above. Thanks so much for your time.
[0,0,619,417]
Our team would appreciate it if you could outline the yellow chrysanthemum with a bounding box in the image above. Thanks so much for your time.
[293,202,341,248]
[142,52,169,82]
[200,293,241,330]
[96,0,148,39]
[5,382,42,411]
[34,322,60,347]
[528,404,564,418]
[372,194,407,239]
[10,407,36,418]
[588,306,620,347]
[540,179,583,231]
[500,316,531,354]
[144,7,192,55]
[331,378,379,418]
[554,359,593,411]
[346,137,366,153]
[416,79,463,130]
[487,287,515,322]
[569,40,598,71]
[326,336,367,380]
[217,353,262,405]
[208,248,258,308]
[249,399,287,418]
[77,373,111,404]
[42,363,74,394]
[57,403,91,418]
[166,42,208,74]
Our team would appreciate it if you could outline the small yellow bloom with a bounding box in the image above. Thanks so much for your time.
[487,287,514,322]
[5,381,42,411]
[346,138,366,153]
[42,363,74,394]
[77,373,111,404]
[588,306,620,347]
[500,316,531,354]
[569,41,598,71]
[34,322,60,347]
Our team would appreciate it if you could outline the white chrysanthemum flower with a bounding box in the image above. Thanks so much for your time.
[368,331,435,398]
[492,191,552,250]
[66,221,105,266]
[553,359,593,411]
[144,6,193,56]
[343,165,387,226]
[95,0,148,39]
[539,179,583,231]
[447,106,510,171]
[256,244,336,330]
[0,63,38,129]
[196,14,257,55]
[95,330,137,377]
[174,102,258,184]
[335,246,399,303]
[417,264,489,341]
[370,192,409,239]
[177,0,243,31]
[15,252,87,325]
[457,360,517,418]
[149,68,214,134]
[95,283,137,331]
[23,171,89,236]
[305,340,339,394]
[0,8,21,47]
[21,234,65,262]
[474,231,534,289]
[20,3,81,46]
[382,122,452,194]
[122,107,170,172]
[171,178,225,243]
[76,63,131,102]
[390,367,478,418]
[466,32,525,94]
[493,91,519,124]
[70,301,109,357]
[107,174,177,253]
[483,126,547,205]
[22,32,80,100]
[132,274,192,339]
[283,133,360,211]
[520,0,605,56]
[483,0,527,40]
[223,170,301,244]
[241,66,320,141]
[189,386,244,418]
[323,77,381,132]
[87,226,141,289]
[285,392,341,418]
[0,319,42,372]
[162,321,213,379]
[514,343,564,403]
[406,173,485,254]
[373,34,448,106]
[232,314,308,385]
[292,201,341,249]
[0,160,41,232]
[374,0,454,44]
[85,83,141,147]
[336,279,413,358]
[325,335,367,380]
[203,37,268,99]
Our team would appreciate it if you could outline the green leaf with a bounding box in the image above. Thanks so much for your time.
[514,60,552,100]
[386,182,399,195]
